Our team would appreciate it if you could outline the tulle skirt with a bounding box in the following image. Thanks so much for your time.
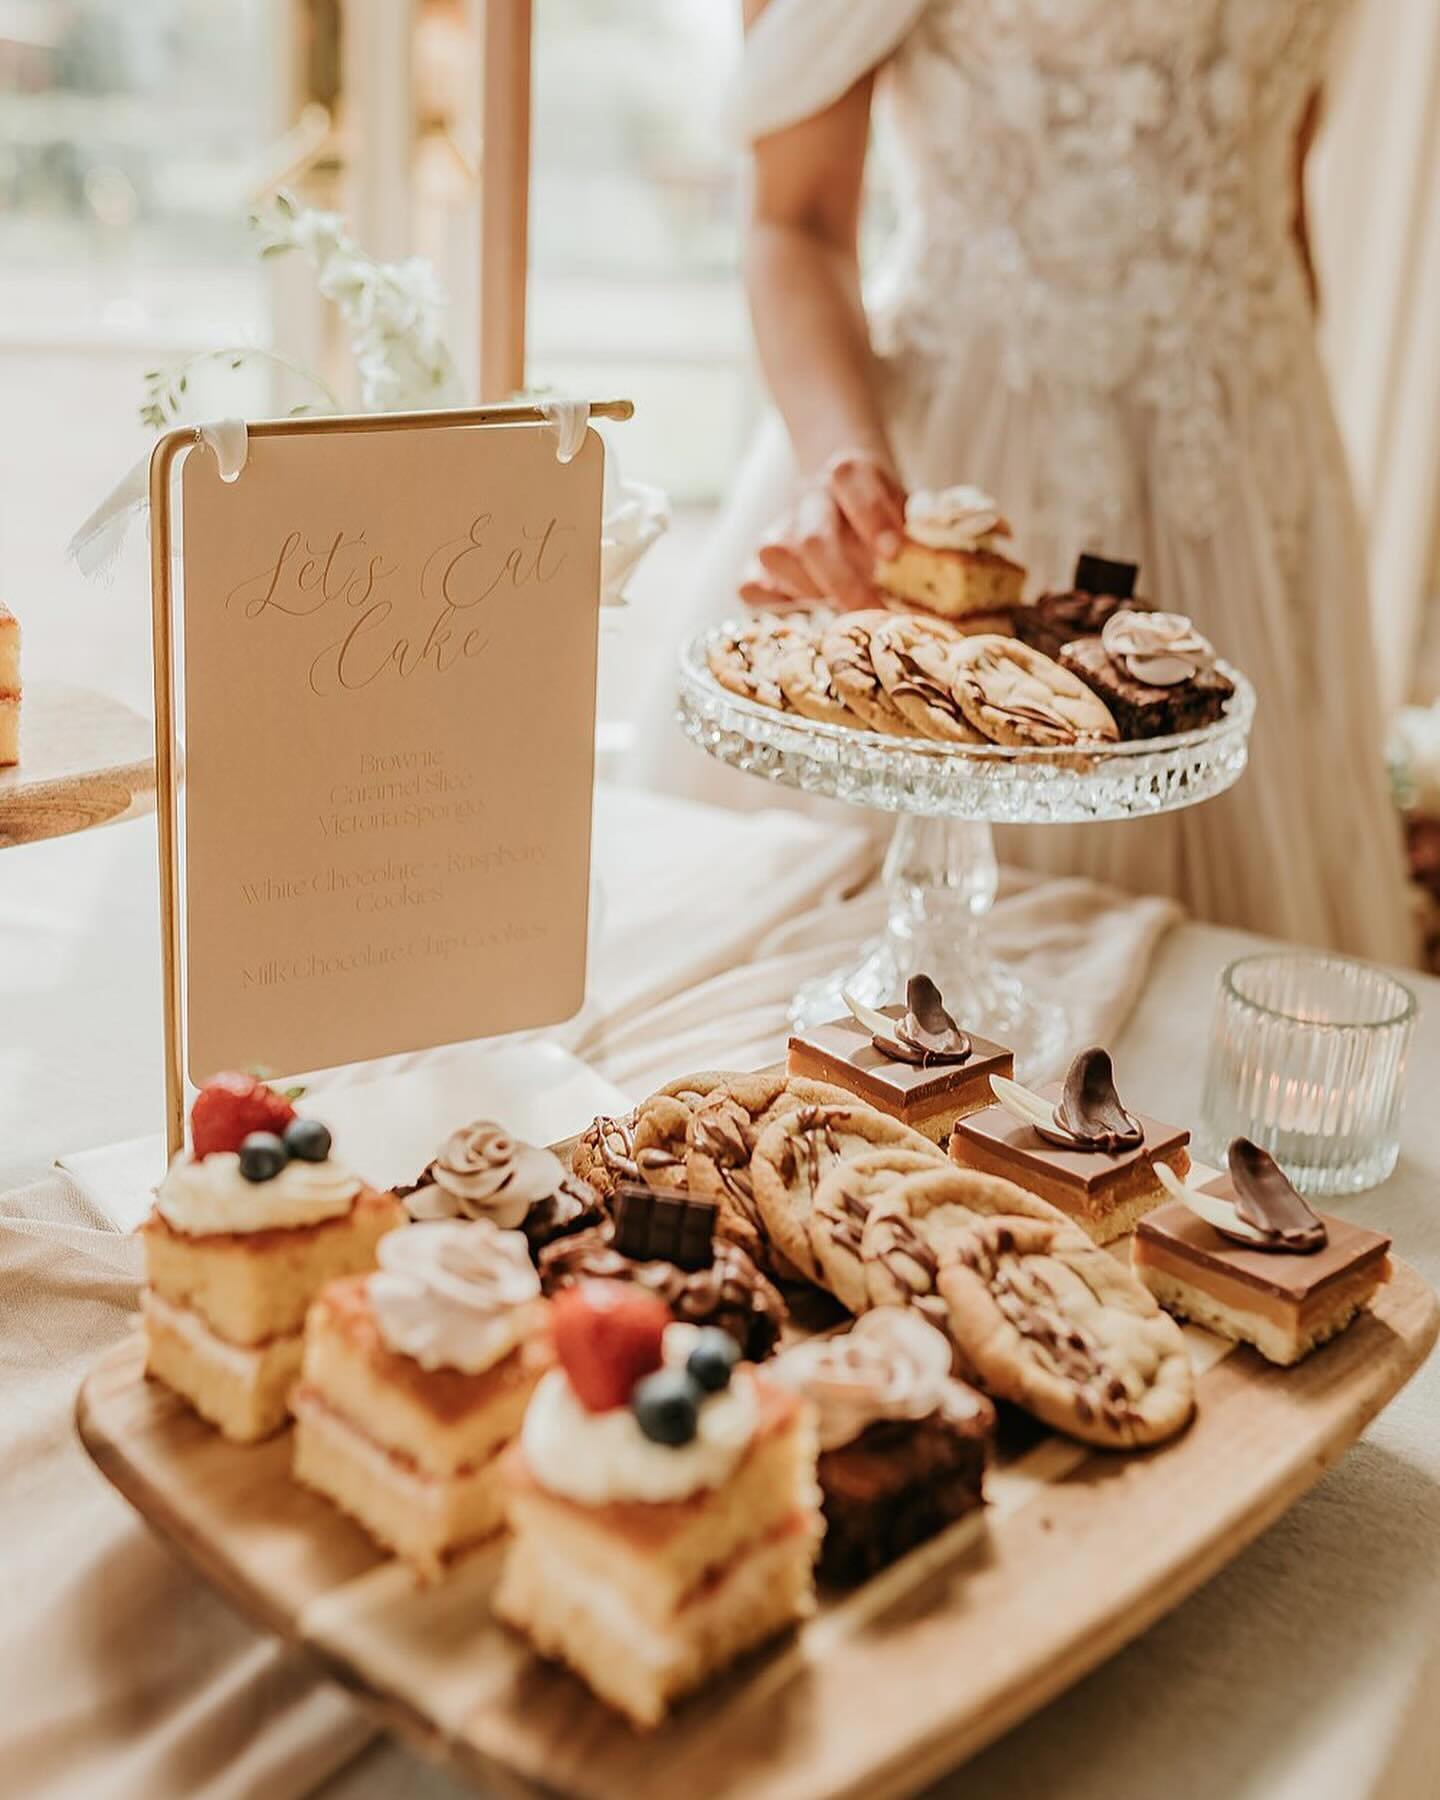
[628,321,1416,966]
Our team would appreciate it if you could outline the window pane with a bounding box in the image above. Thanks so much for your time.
[527,0,749,503]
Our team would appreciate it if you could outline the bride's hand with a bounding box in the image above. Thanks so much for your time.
[741,451,907,611]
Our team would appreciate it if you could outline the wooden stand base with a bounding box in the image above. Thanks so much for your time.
[0,682,153,848]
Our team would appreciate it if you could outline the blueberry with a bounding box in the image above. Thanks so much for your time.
[631,1369,701,1446]
[284,1118,332,1163]
[238,1131,289,1182]
[686,1329,740,1394]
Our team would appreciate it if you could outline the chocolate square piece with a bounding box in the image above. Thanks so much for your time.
[1013,590,1149,663]
[1073,552,1138,598]
[950,1084,1190,1243]
[787,1007,1012,1143]
[1059,635,1233,739]
[610,1182,717,1271]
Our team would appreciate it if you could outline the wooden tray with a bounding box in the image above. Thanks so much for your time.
[77,1252,1437,1799]
[0,682,154,847]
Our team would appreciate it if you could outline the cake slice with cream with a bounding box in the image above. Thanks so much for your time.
[0,603,19,765]
[292,1219,552,1578]
[874,486,1026,619]
[495,1281,822,1729]
[141,1073,403,1441]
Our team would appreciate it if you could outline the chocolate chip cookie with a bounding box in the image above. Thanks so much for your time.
[951,635,1119,748]
[936,1213,1195,1447]
[752,1101,940,1285]
[868,614,985,744]
[820,613,925,737]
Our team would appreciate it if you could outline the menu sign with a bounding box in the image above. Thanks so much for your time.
[180,422,602,1080]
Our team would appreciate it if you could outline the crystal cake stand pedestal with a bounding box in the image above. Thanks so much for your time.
[677,628,1255,1077]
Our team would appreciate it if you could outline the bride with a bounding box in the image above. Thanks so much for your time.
[639,0,1414,965]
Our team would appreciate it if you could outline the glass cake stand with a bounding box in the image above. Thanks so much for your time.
[676,627,1256,1077]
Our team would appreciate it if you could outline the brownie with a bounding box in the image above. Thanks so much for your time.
[1013,589,1149,663]
[816,1412,989,1585]
[1059,635,1234,739]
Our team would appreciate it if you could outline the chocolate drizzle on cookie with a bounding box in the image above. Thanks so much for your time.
[891,648,966,725]
[782,1105,849,1195]
[691,1110,754,1200]
[1037,1048,1144,1153]
[592,1113,639,1181]
[957,1220,1136,1431]
[1226,1138,1328,1253]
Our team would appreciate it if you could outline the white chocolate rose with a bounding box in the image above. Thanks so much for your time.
[1101,608,1216,688]
[407,1120,568,1230]
[904,485,1011,552]
[369,1219,540,1373]
[772,1307,955,1450]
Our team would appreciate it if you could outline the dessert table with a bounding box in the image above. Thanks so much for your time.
[3,788,1438,1800]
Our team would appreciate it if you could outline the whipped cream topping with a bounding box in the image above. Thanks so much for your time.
[155,1150,360,1235]
[406,1120,570,1230]
[904,485,1011,553]
[521,1323,759,1505]
[369,1219,540,1374]
[1100,608,1216,687]
[772,1307,955,1451]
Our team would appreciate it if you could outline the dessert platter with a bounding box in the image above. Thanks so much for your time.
[676,493,1256,1070]
[78,990,1437,1799]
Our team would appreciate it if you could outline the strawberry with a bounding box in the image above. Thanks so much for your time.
[551,1281,670,1412]
[190,1072,297,1159]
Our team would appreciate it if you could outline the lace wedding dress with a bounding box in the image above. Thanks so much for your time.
[637,0,1414,964]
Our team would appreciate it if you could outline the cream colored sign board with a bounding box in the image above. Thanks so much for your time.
[180,423,602,1081]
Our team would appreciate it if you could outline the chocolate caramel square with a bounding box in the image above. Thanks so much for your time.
[1132,1185,1391,1364]
[786,1008,1013,1145]
[949,1085,1190,1243]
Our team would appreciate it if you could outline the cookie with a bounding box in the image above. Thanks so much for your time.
[571,1073,727,1199]
[570,1110,640,1199]
[935,1213,1195,1447]
[820,613,925,737]
[688,1073,860,1281]
[774,635,864,728]
[950,635,1119,748]
[869,615,984,744]
[861,1165,1068,1315]
[706,618,807,712]
[810,1146,947,1313]
[751,1101,939,1285]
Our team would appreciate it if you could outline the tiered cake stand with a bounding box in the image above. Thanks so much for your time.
[677,626,1255,1076]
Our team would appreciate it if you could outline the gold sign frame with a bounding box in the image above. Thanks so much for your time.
[148,398,634,1156]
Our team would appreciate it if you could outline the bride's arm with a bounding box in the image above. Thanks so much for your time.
[739,0,904,609]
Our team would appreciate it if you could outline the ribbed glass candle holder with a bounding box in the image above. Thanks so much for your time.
[1199,954,1416,1195]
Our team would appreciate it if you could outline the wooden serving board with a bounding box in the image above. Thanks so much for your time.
[78,1254,1437,1800]
[0,682,154,847]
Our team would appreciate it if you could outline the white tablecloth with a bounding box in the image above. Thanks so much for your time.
[3,792,1437,1800]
